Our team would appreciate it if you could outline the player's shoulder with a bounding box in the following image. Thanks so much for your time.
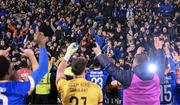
[102,69,109,74]
[0,80,30,91]
[90,83,102,93]
[0,80,25,85]
[57,78,68,87]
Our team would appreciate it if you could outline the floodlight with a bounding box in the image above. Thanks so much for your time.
[148,64,157,73]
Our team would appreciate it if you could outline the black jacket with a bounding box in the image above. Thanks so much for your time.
[96,49,166,89]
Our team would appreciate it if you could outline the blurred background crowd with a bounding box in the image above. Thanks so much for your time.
[0,0,180,104]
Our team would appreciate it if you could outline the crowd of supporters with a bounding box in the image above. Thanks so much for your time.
[0,0,180,104]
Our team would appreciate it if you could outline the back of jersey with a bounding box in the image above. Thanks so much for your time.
[58,78,103,105]
[86,69,109,90]
[0,80,32,105]
[160,74,174,105]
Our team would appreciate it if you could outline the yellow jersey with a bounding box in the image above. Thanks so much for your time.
[57,78,103,105]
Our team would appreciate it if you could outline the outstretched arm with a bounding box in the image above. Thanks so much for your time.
[7,20,17,37]
[154,37,166,84]
[30,48,48,84]
[56,59,68,84]
[56,43,79,85]
[93,43,133,88]
[50,18,56,32]
[30,32,48,85]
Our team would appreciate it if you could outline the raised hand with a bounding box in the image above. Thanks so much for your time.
[0,47,11,56]
[7,19,11,24]
[111,80,118,86]
[50,17,55,23]
[34,32,48,47]
[20,48,34,58]
[92,43,101,56]
[136,47,144,55]
[64,43,79,61]
[93,21,97,28]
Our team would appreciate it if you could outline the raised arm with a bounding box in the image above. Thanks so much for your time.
[91,22,97,37]
[20,21,30,36]
[30,32,48,85]
[56,59,68,84]
[56,43,79,85]
[93,43,133,88]
[50,18,56,32]
[7,20,17,38]
[154,37,166,83]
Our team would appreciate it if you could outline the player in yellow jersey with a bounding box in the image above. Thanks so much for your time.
[56,43,103,105]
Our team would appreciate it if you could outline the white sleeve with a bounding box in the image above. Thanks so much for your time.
[28,76,35,93]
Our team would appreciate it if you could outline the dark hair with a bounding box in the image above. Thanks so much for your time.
[71,57,87,75]
[134,53,148,65]
[93,59,101,68]
[0,56,10,80]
